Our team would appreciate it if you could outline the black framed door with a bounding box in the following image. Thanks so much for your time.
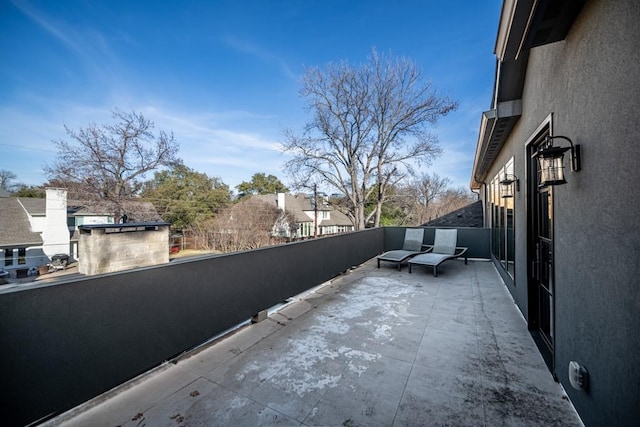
[528,131,555,373]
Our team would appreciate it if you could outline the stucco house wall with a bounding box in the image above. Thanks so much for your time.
[41,188,70,258]
[474,1,640,426]
[27,214,45,233]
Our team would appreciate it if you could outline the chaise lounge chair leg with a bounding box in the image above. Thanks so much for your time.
[433,266,438,277]
[377,259,380,268]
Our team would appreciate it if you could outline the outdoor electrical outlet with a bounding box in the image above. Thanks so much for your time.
[568,361,588,391]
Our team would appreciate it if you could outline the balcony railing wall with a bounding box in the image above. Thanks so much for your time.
[0,226,489,426]
[1,228,382,426]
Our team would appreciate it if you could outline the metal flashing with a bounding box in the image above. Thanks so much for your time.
[471,100,522,189]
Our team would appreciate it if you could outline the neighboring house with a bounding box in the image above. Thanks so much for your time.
[1,188,69,276]
[0,193,45,276]
[254,193,354,239]
[0,188,159,276]
[471,1,639,426]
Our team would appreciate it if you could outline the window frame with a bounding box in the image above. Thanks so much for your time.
[489,157,516,280]
[4,248,13,267]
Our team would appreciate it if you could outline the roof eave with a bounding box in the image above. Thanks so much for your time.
[472,0,585,190]
[0,240,43,249]
[471,100,522,189]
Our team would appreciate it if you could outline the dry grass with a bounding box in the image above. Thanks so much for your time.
[170,249,219,259]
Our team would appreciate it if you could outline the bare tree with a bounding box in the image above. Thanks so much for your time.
[183,217,217,250]
[0,170,20,193]
[383,174,476,225]
[44,109,180,221]
[402,173,451,224]
[283,49,457,229]
[430,187,477,219]
[209,198,284,252]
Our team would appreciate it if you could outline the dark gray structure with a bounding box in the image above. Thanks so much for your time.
[471,1,640,426]
[422,200,484,228]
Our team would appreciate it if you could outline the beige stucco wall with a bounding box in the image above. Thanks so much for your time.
[78,225,170,275]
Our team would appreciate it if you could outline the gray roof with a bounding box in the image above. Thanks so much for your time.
[253,194,352,227]
[0,198,42,247]
[16,197,45,215]
[16,198,116,217]
[319,208,353,227]
[253,194,311,223]
[0,196,160,247]
[67,200,111,216]
[70,199,160,221]
[422,200,484,228]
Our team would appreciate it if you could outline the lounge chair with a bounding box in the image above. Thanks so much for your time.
[377,228,427,271]
[408,229,468,277]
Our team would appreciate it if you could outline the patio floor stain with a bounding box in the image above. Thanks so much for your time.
[46,259,583,427]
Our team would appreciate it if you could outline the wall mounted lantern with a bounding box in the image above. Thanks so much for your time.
[499,174,519,198]
[535,135,581,187]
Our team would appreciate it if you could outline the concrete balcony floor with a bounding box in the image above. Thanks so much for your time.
[48,259,582,427]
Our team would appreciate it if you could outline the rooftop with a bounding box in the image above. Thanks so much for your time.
[422,200,484,228]
[47,259,582,426]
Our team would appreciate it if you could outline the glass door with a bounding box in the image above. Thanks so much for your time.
[528,130,555,372]
[535,187,554,348]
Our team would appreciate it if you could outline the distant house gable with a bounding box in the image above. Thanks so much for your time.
[253,193,354,239]
[0,197,43,248]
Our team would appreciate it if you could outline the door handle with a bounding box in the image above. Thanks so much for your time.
[532,243,540,280]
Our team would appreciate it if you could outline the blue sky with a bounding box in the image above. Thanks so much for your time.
[0,0,501,193]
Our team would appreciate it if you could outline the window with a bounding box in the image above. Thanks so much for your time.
[18,248,26,265]
[300,222,312,238]
[4,249,12,266]
[490,158,516,279]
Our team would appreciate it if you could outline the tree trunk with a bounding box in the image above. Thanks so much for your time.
[374,200,383,228]
[355,204,366,230]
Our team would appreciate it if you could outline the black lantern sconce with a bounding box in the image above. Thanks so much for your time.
[535,135,581,187]
[499,174,520,198]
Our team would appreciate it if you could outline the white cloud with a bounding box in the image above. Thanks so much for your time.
[222,35,299,81]
[10,0,123,83]
[122,105,292,188]
[0,99,292,189]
